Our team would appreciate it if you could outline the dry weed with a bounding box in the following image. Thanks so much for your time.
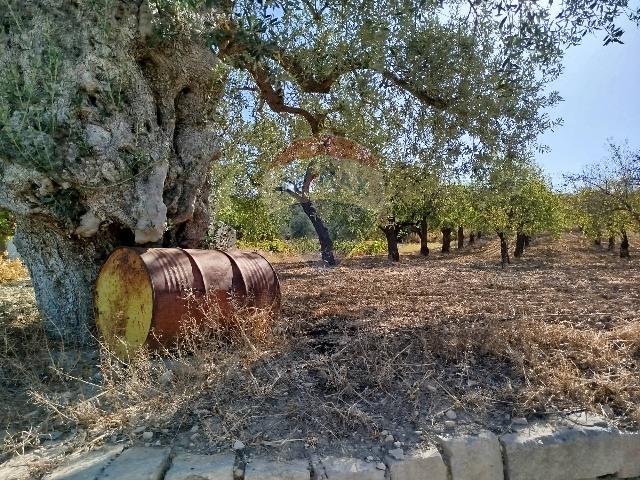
[1,232,639,463]
[0,254,28,284]
[31,292,282,447]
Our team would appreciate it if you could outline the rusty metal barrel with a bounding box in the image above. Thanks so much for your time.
[94,248,280,358]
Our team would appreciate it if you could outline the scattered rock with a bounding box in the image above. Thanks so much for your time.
[158,370,174,386]
[380,430,389,436]
[446,410,458,420]
[142,431,153,441]
[133,426,145,434]
[601,405,614,417]
[388,448,404,461]
[366,456,374,462]
[445,420,456,428]
[384,434,394,443]
[426,384,437,393]
[375,462,386,470]
[233,439,245,450]
[512,417,528,426]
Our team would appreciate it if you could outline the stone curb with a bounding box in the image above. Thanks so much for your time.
[13,424,640,480]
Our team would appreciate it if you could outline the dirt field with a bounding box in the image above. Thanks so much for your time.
[1,232,639,465]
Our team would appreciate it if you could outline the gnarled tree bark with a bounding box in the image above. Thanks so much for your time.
[620,229,630,258]
[441,227,452,253]
[416,216,430,256]
[498,231,510,267]
[0,2,223,343]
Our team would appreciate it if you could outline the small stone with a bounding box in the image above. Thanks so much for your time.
[154,440,161,446]
[376,462,386,470]
[190,433,199,441]
[233,464,244,478]
[393,441,402,448]
[133,426,145,434]
[446,410,458,420]
[444,420,456,428]
[388,448,404,460]
[59,391,73,405]
[381,430,389,436]
[233,439,245,450]
[366,456,374,462]
[467,380,479,387]
[601,405,614,417]
[158,370,174,386]
[414,430,423,435]
[190,425,199,433]
[512,417,528,426]
[384,434,395,443]
[426,384,437,393]
[142,431,153,440]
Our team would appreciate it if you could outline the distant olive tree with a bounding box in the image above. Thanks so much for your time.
[568,141,640,258]
[476,159,563,266]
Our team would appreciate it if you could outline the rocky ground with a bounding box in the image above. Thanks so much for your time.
[1,232,639,477]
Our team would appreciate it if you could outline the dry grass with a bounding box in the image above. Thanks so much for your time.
[1,232,639,464]
[0,254,28,284]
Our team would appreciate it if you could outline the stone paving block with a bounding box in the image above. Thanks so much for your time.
[0,455,35,480]
[617,431,640,478]
[244,458,310,480]
[386,448,447,480]
[319,457,385,480]
[164,453,235,480]
[438,431,503,480]
[500,425,622,480]
[100,447,170,480]
[44,445,124,480]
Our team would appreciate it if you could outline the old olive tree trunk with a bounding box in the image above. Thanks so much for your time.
[0,1,223,343]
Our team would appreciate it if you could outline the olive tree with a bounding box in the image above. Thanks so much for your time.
[476,158,562,266]
[567,141,640,258]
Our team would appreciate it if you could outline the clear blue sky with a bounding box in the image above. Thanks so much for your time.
[538,20,640,185]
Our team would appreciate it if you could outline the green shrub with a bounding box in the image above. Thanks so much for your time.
[344,239,387,257]
[286,238,320,254]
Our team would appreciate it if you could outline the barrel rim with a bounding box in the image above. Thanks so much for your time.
[93,246,156,357]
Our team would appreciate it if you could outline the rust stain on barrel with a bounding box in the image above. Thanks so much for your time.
[94,247,281,357]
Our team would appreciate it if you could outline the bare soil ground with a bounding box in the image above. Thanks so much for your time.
[1,232,639,471]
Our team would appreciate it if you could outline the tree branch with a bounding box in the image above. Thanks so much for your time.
[302,164,319,196]
[250,65,324,134]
